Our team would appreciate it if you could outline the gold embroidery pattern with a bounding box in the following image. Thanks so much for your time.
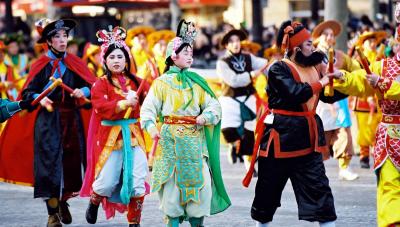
[376,77,392,94]
[94,123,141,177]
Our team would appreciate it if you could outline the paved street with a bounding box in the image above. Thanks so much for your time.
[0,146,376,227]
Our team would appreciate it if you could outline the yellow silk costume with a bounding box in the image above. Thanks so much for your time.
[335,61,400,227]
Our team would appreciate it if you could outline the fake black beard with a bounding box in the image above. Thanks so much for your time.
[294,50,325,67]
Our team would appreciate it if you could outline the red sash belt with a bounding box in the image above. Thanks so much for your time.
[382,114,400,124]
[258,109,319,158]
[243,108,326,187]
[272,109,315,117]
[164,116,197,125]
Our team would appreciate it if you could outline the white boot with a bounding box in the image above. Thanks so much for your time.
[319,221,335,227]
[339,167,359,181]
[256,221,270,227]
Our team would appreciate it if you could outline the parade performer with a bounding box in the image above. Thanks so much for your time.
[140,19,231,227]
[0,97,33,122]
[126,26,156,80]
[0,40,24,99]
[216,29,268,168]
[241,40,269,114]
[386,36,400,57]
[82,43,103,77]
[333,33,400,227]
[0,40,24,133]
[147,29,175,74]
[4,32,29,78]
[142,29,175,159]
[80,26,149,227]
[312,20,359,180]
[0,18,96,227]
[66,38,84,56]
[2,34,27,100]
[353,31,386,168]
[263,44,284,62]
[241,40,262,55]
[244,20,347,227]
[357,31,387,63]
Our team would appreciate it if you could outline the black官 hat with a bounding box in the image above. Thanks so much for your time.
[37,19,77,44]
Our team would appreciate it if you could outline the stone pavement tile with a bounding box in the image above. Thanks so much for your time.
[0,150,376,227]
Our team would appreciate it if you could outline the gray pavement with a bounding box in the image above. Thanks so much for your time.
[0,146,376,227]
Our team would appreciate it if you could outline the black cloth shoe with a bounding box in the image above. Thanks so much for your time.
[228,145,237,164]
[129,224,140,227]
[238,154,244,163]
[360,157,370,169]
[189,217,204,227]
[59,201,72,224]
[253,169,258,178]
[47,214,62,227]
[85,202,99,224]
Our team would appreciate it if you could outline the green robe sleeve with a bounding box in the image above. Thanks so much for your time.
[0,99,21,123]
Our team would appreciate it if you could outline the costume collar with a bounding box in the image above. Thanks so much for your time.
[47,48,66,59]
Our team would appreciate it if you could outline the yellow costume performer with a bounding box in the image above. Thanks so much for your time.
[241,40,268,103]
[83,43,103,77]
[127,26,157,82]
[3,33,28,99]
[312,20,361,180]
[0,41,22,133]
[353,31,387,168]
[335,55,400,227]
[147,30,175,74]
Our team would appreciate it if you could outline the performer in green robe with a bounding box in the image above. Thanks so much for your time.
[0,98,32,122]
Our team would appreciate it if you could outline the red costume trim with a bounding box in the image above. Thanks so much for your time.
[127,196,144,224]
[289,28,311,50]
[242,108,269,187]
[284,60,327,152]
[257,61,327,157]
[80,76,149,220]
[164,116,197,124]
[375,77,393,94]
[382,115,400,124]
[242,60,327,187]
[310,81,323,94]
[0,53,96,186]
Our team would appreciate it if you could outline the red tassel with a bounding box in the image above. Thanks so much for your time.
[242,109,269,187]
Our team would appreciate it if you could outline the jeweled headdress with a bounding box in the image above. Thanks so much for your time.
[165,19,197,59]
[96,25,132,64]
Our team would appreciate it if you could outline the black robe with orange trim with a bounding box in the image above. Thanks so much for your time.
[0,53,96,198]
[259,60,347,158]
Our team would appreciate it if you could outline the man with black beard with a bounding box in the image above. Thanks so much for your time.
[243,21,346,227]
